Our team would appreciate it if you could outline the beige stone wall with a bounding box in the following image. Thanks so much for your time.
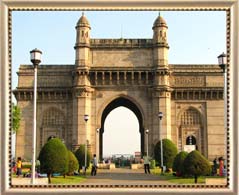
[15,64,225,162]
[206,100,225,160]
[16,100,73,159]
[90,49,153,67]
[170,101,177,146]
[17,65,74,88]
[206,76,223,87]
[16,101,33,160]
[18,75,34,88]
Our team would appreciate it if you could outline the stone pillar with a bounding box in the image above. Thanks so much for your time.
[151,89,172,145]
[72,68,96,155]
[159,90,172,140]
[72,86,95,153]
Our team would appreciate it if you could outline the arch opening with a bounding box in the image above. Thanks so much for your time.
[186,135,196,145]
[103,107,140,158]
[99,97,145,160]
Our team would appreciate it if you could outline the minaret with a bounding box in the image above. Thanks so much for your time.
[151,13,172,145]
[152,12,169,69]
[74,12,91,67]
[72,13,94,154]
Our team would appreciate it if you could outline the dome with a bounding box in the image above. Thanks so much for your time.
[153,15,167,28]
[76,13,91,28]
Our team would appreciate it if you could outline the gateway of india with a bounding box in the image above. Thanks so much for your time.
[14,13,225,161]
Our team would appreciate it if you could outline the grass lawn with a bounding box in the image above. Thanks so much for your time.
[150,167,225,184]
[12,170,87,184]
[168,177,205,184]
[51,175,86,184]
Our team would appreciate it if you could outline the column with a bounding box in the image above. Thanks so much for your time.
[117,72,119,85]
[95,72,98,85]
[146,72,149,85]
[124,71,127,85]
[102,72,105,85]
[109,71,112,85]
[139,71,142,85]
[131,71,134,85]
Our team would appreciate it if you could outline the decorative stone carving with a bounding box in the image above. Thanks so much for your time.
[74,87,93,97]
[171,76,205,87]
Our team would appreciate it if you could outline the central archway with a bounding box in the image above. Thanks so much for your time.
[99,97,145,160]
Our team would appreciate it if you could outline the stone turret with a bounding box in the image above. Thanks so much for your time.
[152,13,172,143]
[152,13,169,68]
[74,13,91,67]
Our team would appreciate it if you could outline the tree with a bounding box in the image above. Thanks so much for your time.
[154,139,178,169]
[74,144,91,171]
[172,151,188,176]
[12,104,21,134]
[38,138,69,183]
[183,150,211,183]
[67,150,79,176]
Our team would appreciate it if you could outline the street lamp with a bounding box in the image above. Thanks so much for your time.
[30,48,42,184]
[96,128,100,161]
[158,111,164,174]
[84,114,89,175]
[218,52,227,176]
[145,129,149,157]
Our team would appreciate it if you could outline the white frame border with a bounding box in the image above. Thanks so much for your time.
[0,0,238,195]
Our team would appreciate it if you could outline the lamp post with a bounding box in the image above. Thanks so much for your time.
[218,52,227,176]
[145,129,149,157]
[96,128,99,161]
[158,111,164,174]
[84,114,89,175]
[30,48,42,184]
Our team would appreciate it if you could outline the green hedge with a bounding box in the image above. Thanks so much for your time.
[38,138,69,183]
[154,139,178,169]
[172,151,188,176]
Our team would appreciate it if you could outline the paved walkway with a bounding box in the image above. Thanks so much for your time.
[12,177,48,185]
[81,168,170,185]
[11,168,171,185]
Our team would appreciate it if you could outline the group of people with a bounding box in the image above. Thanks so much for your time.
[90,153,151,176]
[13,153,151,178]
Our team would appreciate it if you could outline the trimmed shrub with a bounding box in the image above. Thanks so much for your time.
[12,104,21,134]
[74,144,91,171]
[172,151,188,176]
[150,159,156,169]
[38,138,69,183]
[183,150,211,183]
[154,139,178,169]
[67,150,79,175]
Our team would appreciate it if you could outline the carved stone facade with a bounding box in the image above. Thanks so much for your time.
[14,14,225,161]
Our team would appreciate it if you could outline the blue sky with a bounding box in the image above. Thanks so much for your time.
[12,11,226,156]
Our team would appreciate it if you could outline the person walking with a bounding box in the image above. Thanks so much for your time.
[143,153,150,174]
[16,157,22,177]
[91,154,98,176]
